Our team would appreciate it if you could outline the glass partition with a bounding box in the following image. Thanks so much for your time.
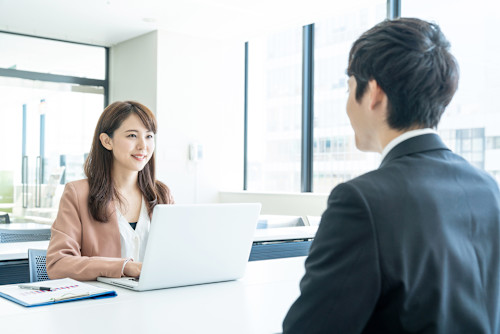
[0,33,107,221]
[0,77,104,219]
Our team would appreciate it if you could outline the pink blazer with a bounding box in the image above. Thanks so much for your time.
[46,179,172,281]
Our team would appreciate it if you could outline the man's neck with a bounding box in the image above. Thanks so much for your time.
[379,128,407,153]
[380,128,437,160]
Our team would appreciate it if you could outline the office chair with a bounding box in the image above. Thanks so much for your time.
[28,249,49,282]
[0,227,51,243]
[0,213,10,224]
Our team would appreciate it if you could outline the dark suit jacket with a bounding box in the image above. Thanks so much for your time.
[283,134,500,333]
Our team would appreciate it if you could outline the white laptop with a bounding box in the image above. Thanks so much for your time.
[97,203,261,291]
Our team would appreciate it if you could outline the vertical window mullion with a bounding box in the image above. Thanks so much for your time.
[104,47,110,107]
[243,42,249,190]
[301,24,314,192]
[387,0,401,19]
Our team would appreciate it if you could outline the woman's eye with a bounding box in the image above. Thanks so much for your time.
[127,134,137,138]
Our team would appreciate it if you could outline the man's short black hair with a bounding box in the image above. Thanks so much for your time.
[347,18,459,130]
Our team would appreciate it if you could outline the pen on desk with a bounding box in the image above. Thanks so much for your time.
[18,285,52,291]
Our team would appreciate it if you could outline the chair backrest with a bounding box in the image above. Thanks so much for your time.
[249,240,312,261]
[0,213,10,224]
[0,228,51,243]
[28,249,49,282]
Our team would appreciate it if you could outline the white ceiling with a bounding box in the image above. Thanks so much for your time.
[0,0,378,46]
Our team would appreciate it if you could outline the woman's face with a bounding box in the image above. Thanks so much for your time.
[104,113,155,175]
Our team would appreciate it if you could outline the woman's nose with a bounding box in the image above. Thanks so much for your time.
[137,137,146,149]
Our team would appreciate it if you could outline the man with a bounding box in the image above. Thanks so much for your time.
[283,18,500,333]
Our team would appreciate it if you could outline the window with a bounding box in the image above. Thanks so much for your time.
[403,0,500,182]
[313,1,386,193]
[455,128,485,169]
[246,27,303,192]
[245,2,387,193]
[245,0,500,193]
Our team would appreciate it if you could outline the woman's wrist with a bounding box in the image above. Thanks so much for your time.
[121,258,133,276]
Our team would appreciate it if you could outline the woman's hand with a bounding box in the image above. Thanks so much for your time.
[123,261,142,277]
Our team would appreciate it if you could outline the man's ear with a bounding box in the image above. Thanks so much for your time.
[99,133,113,151]
[368,79,388,112]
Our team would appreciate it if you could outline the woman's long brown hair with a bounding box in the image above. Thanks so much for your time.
[84,101,173,222]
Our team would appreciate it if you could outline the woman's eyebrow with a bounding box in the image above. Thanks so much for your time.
[124,129,154,133]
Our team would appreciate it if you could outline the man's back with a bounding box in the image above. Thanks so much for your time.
[357,134,500,332]
[283,134,500,333]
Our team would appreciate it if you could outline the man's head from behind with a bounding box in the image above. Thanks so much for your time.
[347,17,459,131]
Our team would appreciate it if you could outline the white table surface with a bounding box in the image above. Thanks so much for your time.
[0,256,306,334]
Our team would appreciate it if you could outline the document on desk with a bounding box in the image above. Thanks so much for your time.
[0,278,117,307]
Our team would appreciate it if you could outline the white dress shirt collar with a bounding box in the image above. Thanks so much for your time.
[381,128,437,161]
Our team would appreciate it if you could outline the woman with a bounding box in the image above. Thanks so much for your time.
[46,101,174,280]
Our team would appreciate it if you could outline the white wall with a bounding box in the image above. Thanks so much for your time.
[109,31,158,113]
[108,29,245,204]
[155,31,244,204]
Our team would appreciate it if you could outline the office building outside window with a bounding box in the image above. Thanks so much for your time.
[403,0,500,183]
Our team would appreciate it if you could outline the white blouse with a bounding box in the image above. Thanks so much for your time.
[116,197,150,262]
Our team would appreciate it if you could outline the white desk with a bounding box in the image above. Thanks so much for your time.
[253,226,317,243]
[0,222,51,232]
[0,240,49,261]
[0,226,317,261]
[0,256,306,334]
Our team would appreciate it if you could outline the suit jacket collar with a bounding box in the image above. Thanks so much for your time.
[379,133,450,168]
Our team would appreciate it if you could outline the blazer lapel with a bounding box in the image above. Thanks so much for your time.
[379,133,450,168]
